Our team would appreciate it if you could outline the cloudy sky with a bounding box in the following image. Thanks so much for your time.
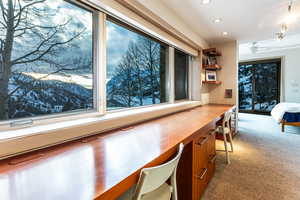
[2,0,149,85]
[106,21,139,79]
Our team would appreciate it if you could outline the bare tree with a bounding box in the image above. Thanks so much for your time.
[137,36,161,104]
[0,0,86,120]
[107,37,164,109]
[109,52,137,107]
[127,42,145,106]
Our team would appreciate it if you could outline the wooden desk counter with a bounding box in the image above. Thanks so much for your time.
[0,104,233,200]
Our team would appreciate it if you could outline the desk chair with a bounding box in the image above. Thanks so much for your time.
[216,111,234,164]
[118,143,184,200]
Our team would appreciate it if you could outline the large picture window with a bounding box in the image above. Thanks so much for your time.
[0,1,193,129]
[239,59,281,114]
[0,0,95,121]
[106,18,168,110]
[174,49,189,100]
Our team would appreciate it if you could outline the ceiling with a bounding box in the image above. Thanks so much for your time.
[160,0,300,45]
[240,33,300,55]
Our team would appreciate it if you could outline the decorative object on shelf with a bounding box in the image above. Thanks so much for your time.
[206,70,217,81]
[208,56,218,65]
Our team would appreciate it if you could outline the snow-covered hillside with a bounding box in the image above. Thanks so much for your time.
[7,73,93,119]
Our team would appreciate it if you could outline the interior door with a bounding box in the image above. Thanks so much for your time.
[239,59,281,114]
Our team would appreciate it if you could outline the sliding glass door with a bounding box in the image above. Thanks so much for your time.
[239,59,281,114]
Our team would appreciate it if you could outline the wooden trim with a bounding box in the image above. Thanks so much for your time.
[203,64,222,70]
[114,0,202,51]
[202,81,222,85]
[280,120,300,133]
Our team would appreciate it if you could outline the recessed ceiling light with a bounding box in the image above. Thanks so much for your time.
[214,18,222,23]
[202,0,211,5]
[222,32,228,36]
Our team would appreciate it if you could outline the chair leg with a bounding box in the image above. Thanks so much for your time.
[171,173,178,200]
[223,132,230,164]
[228,132,234,152]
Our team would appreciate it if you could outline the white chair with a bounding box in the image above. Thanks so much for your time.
[216,111,233,164]
[118,143,184,200]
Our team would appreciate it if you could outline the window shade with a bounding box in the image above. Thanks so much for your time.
[82,0,199,56]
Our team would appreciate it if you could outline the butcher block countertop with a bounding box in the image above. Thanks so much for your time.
[0,104,234,200]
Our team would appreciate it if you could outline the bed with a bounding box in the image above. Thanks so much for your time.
[271,103,300,132]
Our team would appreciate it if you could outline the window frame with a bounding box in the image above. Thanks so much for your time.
[106,16,171,111]
[0,0,101,130]
[0,0,194,132]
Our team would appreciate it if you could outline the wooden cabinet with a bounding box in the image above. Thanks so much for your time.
[177,121,216,200]
[193,122,216,200]
[193,135,209,200]
[207,130,217,182]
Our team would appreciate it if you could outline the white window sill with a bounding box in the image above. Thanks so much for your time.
[0,101,201,158]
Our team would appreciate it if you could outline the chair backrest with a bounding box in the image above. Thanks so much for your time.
[222,111,232,128]
[133,143,184,200]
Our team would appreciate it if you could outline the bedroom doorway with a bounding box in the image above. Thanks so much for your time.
[238,58,281,114]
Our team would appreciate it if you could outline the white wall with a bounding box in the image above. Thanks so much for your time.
[240,48,300,103]
[136,0,209,49]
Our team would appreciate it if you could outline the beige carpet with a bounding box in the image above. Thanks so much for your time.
[202,113,300,200]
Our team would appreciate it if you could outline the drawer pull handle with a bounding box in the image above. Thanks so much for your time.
[197,168,208,180]
[197,137,209,145]
[209,154,217,163]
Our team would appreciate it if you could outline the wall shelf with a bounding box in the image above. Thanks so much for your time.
[202,47,222,86]
[202,81,222,85]
[203,64,222,70]
[203,48,222,57]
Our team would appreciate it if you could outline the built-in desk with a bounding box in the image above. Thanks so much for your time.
[0,104,233,200]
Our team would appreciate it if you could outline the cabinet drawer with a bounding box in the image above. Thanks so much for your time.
[193,167,208,200]
[194,135,209,170]
[207,131,216,182]
[193,135,209,200]
[192,121,216,200]
[207,153,216,182]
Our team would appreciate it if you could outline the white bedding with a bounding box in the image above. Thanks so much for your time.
[271,103,300,123]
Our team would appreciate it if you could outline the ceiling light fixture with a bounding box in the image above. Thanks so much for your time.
[281,24,288,33]
[202,0,211,5]
[275,0,297,41]
[214,18,222,23]
[284,0,298,24]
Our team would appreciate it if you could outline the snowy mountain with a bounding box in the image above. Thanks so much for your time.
[7,73,93,119]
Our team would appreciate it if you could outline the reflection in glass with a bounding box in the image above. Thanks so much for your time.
[0,0,94,121]
[174,49,189,100]
[106,19,167,110]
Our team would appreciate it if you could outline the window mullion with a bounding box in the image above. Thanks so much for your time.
[168,47,175,103]
[188,56,193,100]
[98,12,107,114]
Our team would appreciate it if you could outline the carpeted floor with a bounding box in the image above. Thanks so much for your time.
[202,113,300,200]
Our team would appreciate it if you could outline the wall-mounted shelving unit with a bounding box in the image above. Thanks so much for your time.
[202,48,222,85]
